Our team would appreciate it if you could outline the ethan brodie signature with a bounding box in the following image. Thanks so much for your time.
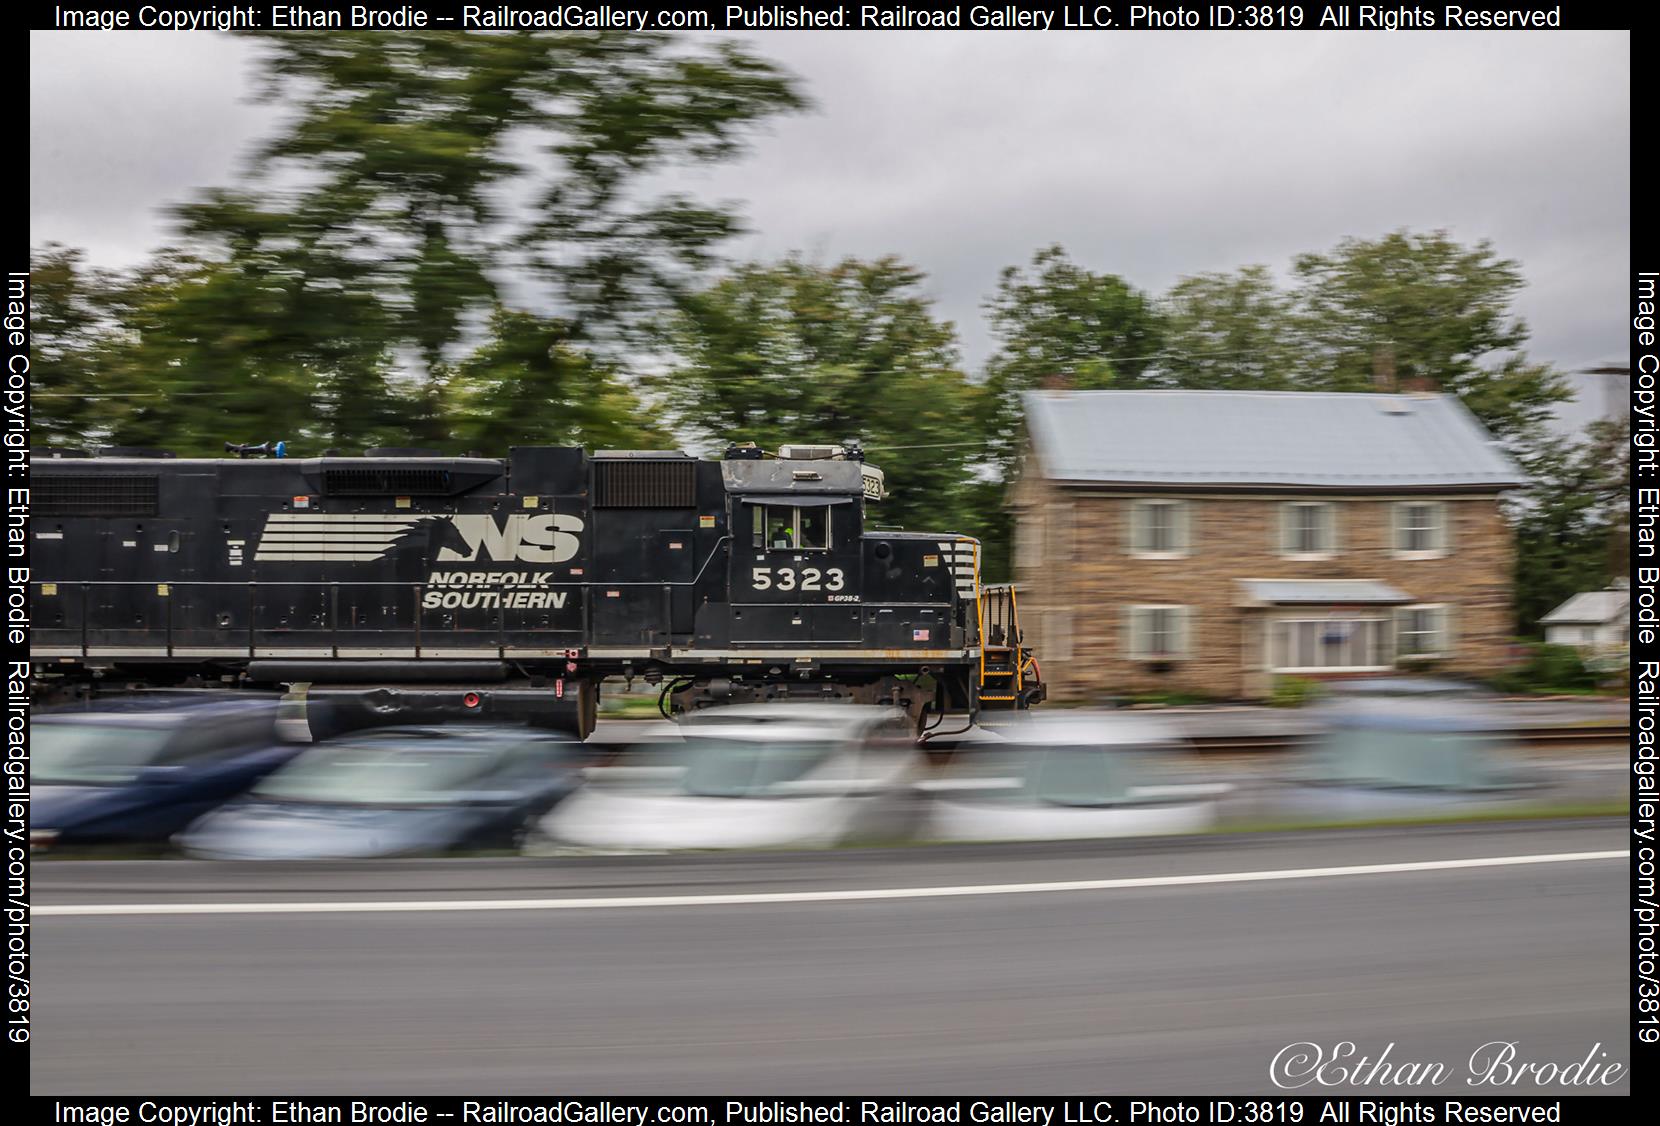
[1269,1042,1626,1089]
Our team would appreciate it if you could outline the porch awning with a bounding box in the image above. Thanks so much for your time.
[1236,579,1414,607]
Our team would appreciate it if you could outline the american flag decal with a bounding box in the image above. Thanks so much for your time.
[912,628,930,641]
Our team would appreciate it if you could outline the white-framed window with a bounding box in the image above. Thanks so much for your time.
[1396,604,1451,659]
[1128,499,1191,558]
[1046,502,1074,562]
[1279,501,1336,558]
[1046,608,1074,662]
[1125,604,1192,660]
[1269,616,1392,672]
[1393,501,1449,558]
[1016,509,1045,571]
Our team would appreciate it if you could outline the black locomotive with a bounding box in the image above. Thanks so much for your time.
[29,441,1043,737]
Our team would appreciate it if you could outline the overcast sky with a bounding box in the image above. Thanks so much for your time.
[31,30,1630,374]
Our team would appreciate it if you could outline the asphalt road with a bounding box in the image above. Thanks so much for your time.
[33,820,1629,1094]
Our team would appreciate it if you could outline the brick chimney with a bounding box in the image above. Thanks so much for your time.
[1372,345,1396,392]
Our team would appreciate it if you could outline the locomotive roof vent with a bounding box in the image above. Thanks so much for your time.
[778,444,841,461]
[592,449,692,459]
[323,466,453,496]
[779,439,866,463]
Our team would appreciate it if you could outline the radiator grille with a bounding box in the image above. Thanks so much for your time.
[322,468,451,495]
[593,460,696,507]
[34,474,159,517]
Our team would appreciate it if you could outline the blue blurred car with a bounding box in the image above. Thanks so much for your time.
[32,695,300,850]
[177,725,584,859]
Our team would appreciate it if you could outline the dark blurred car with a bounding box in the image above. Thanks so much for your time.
[177,725,582,859]
[32,695,299,850]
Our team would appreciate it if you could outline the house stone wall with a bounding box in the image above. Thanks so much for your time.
[1010,475,1516,702]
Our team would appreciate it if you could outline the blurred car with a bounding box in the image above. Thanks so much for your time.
[917,713,1230,841]
[32,695,299,850]
[1283,683,1541,817]
[536,703,920,850]
[177,725,583,859]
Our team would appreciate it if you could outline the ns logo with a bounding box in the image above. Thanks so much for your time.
[434,513,583,564]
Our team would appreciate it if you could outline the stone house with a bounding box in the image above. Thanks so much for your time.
[1009,390,1524,701]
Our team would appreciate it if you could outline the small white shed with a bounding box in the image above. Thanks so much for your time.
[1539,581,1629,650]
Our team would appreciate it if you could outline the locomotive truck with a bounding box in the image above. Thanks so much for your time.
[28,441,1044,738]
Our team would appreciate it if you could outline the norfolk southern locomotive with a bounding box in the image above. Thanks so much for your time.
[29,442,1043,737]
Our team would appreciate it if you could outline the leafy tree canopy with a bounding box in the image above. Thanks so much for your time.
[33,31,805,455]
[653,256,987,543]
[1288,230,1569,441]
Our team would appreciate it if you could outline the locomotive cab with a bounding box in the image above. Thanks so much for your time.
[723,452,869,648]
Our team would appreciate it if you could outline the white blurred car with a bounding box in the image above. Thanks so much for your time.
[533,703,921,850]
[917,713,1230,841]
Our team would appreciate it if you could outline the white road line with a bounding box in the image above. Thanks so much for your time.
[36,849,1626,918]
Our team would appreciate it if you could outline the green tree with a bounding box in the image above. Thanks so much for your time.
[447,307,668,453]
[654,256,988,550]
[34,32,806,457]
[1160,265,1302,389]
[1510,417,1630,635]
[29,245,117,451]
[1289,230,1569,440]
[163,31,805,448]
[984,245,1164,391]
[982,245,1164,472]
[36,233,409,457]
[977,246,1165,572]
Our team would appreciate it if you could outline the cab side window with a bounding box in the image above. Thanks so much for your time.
[797,508,828,550]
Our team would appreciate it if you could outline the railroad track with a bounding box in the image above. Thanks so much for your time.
[1188,724,1630,753]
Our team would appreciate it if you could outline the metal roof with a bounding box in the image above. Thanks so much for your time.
[1236,579,1414,606]
[1024,390,1524,489]
[1539,589,1629,625]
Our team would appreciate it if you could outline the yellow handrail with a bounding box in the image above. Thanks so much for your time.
[970,537,985,688]
[1008,583,1023,693]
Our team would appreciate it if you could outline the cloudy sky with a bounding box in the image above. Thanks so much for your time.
[31,30,1629,373]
